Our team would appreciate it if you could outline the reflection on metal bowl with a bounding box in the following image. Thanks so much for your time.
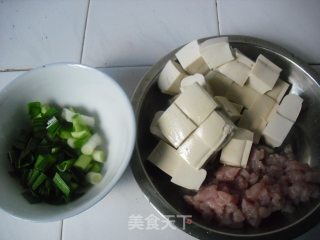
[131,36,320,240]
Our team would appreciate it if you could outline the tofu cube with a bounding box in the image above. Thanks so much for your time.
[248,54,282,94]
[217,60,251,87]
[171,161,207,190]
[247,95,277,122]
[175,40,209,74]
[205,70,233,96]
[266,79,290,103]
[214,96,241,122]
[148,141,182,176]
[180,73,212,94]
[238,111,267,144]
[177,133,211,170]
[158,60,187,95]
[277,94,303,122]
[225,82,260,109]
[148,141,207,190]
[178,111,235,169]
[150,111,167,141]
[200,37,235,69]
[231,102,244,113]
[220,128,254,168]
[158,104,197,148]
[262,112,294,147]
[195,111,235,149]
[217,48,254,87]
[234,49,254,68]
[237,95,276,144]
[174,83,219,125]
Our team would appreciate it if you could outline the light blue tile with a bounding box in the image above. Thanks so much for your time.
[82,0,218,67]
[217,0,320,64]
[0,0,89,70]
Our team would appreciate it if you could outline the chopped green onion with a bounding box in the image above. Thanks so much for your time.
[59,130,72,139]
[57,159,75,172]
[81,133,102,155]
[92,150,106,162]
[53,172,70,197]
[71,130,91,139]
[27,169,40,186]
[74,154,92,171]
[67,138,76,149]
[79,115,95,127]
[32,172,47,191]
[89,162,103,173]
[41,105,59,118]
[9,102,106,204]
[46,116,61,136]
[34,155,55,171]
[51,147,60,154]
[28,102,42,119]
[86,172,102,185]
[72,114,87,132]
[61,108,76,122]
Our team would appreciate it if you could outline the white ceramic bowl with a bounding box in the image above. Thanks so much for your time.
[0,63,136,221]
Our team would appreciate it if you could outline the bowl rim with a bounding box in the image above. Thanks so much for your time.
[130,35,320,239]
[0,63,136,222]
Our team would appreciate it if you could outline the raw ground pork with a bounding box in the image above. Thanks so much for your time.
[184,145,320,228]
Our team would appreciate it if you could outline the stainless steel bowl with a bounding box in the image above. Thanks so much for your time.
[131,35,320,239]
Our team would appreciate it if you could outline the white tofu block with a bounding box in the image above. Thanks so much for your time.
[179,111,235,169]
[195,111,235,149]
[217,60,251,87]
[237,95,276,143]
[231,102,244,113]
[177,133,211,170]
[277,94,303,122]
[200,37,235,69]
[262,112,294,147]
[148,141,182,176]
[171,162,207,190]
[247,95,277,122]
[220,128,254,168]
[174,83,219,125]
[158,60,187,95]
[267,103,279,123]
[248,54,282,94]
[148,141,207,190]
[205,70,233,96]
[266,79,290,103]
[225,82,260,109]
[214,96,241,122]
[158,104,196,148]
[238,110,268,144]
[150,111,167,141]
[234,49,254,68]
[175,40,209,74]
[180,73,212,94]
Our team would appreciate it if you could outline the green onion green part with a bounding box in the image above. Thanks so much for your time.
[8,102,106,204]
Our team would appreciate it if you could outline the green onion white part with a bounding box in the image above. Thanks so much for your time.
[86,172,102,185]
[81,133,102,155]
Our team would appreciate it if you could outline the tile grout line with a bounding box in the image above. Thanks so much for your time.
[60,220,64,240]
[215,0,221,36]
[0,68,31,72]
[0,64,152,73]
[80,0,91,64]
